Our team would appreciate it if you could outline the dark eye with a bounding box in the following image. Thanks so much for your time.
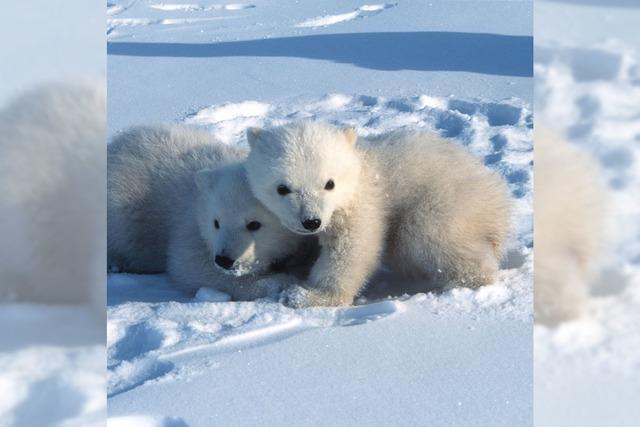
[214,219,220,229]
[277,185,291,196]
[246,221,261,231]
[324,179,335,190]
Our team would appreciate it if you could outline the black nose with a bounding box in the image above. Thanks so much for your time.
[302,218,322,231]
[214,255,235,270]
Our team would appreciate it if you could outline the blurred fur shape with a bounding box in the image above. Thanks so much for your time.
[535,127,605,326]
[0,81,106,314]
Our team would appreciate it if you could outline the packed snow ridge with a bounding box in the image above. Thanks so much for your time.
[295,3,397,28]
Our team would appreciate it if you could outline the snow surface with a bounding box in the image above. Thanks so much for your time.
[534,1,640,426]
[295,3,397,28]
[107,1,533,425]
[106,0,532,135]
[0,305,105,427]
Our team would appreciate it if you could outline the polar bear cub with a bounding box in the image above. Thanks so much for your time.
[108,125,313,299]
[245,121,511,307]
[168,163,316,299]
[534,128,605,326]
[108,125,243,273]
[0,81,106,316]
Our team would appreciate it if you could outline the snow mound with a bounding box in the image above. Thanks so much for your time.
[184,100,270,143]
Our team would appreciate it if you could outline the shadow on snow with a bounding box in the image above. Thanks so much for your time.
[108,31,533,77]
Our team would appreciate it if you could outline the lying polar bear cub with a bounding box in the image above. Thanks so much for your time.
[534,128,605,326]
[245,121,512,308]
[0,81,106,316]
[108,125,315,299]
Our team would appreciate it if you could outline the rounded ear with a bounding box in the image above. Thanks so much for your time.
[342,127,357,145]
[195,168,219,192]
[246,127,262,149]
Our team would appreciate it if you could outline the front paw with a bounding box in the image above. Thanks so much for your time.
[280,285,312,308]
[280,285,349,308]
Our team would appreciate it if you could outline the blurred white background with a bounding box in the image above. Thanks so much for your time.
[0,0,105,103]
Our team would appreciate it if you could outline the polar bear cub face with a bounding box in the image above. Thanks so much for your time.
[195,164,302,276]
[245,121,361,235]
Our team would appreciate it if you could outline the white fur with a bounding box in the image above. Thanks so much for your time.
[246,121,511,307]
[108,124,244,273]
[108,125,314,299]
[534,128,605,326]
[0,81,106,317]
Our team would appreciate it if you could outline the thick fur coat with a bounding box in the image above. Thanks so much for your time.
[534,128,605,326]
[0,81,106,315]
[108,125,314,299]
[245,121,511,307]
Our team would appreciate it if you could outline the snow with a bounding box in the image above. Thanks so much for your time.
[193,287,232,302]
[294,4,397,28]
[0,305,105,427]
[534,1,640,425]
[108,266,532,426]
[106,0,532,135]
[107,1,533,425]
[184,100,270,125]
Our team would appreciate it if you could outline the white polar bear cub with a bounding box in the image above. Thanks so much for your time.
[245,121,511,307]
[0,81,106,316]
[108,125,313,300]
[534,128,605,326]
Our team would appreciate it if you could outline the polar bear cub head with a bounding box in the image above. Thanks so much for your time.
[195,163,302,276]
[245,121,361,235]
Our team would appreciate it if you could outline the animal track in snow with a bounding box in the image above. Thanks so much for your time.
[434,110,466,138]
[108,357,175,397]
[486,103,522,126]
[111,322,168,362]
[295,3,397,28]
[448,98,524,127]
